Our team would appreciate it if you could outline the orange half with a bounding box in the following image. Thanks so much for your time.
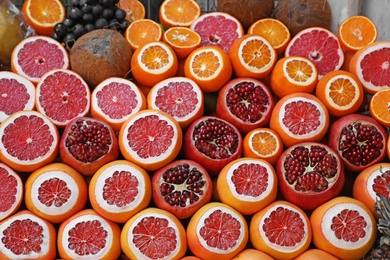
[125,18,163,50]
[159,0,201,29]
[163,26,201,59]
[369,88,390,127]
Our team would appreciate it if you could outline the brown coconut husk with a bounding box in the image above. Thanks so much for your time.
[216,0,274,31]
[70,29,132,88]
[273,0,332,36]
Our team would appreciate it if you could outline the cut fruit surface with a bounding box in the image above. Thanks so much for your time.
[163,26,201,59]
[369,88,390,127]
[125,18,163,51]
[159,0,201,29]
[116,0,146,23]
[0,163,23,222]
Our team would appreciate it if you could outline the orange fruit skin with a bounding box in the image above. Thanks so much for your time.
[369,88,390,127]
[179,256,203,260]
[57,208,122,260]
[131,41,179,87]
[25,163,88,224]
[89,160,152,223]
[217,157,278,215]
[250,200,312,260]
[315,70,364,117]
[229,34,277,80]
[269,93,330,148]
[121,207,187,260]
[187,202,248,260]
[293,249,339,260]
[0,210,57,260]
[184,46,233,93]
[231,248,274,260]
[310,196,377,260]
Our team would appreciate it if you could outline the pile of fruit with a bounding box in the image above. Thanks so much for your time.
[1,0,390,259]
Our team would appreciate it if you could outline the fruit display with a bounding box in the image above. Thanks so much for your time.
[1,0,390,259]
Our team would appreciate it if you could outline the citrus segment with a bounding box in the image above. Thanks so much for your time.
[248,18,291,55]
[119,109,183,171]
[11,35,70,84]
[159,0,201,29]
[249,200,312,259]
[91,77,146,132]
[0,71,35,123]
[229,34,277,80]
[25,163,88,224]
[186,202,248,260]
[316,70,364,117]
[163,26,201,59]
[147,76,204,129]
[338,15,378,52]
[270,56,318,98]
[121,207,187,260]
[22,0,65,36]
[369,88,390,127]
[36,69,91,128]
[0,110,59,173]
[125,18,163,50]
[57,209,122,260]
[0,163,23,222]
[184,46,232,92]
[116,0,146,23]
[131,41,178,87]
[0,210,57,260]
[89,160,152,223]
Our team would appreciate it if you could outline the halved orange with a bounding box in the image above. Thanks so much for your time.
[159,0,202,29]
[116,0,146,23]
[125,18,163,51]
[163,26,201,59]
[338,15,378,52]
[248,18,291,55]
[22,0,66,36]
[369,88,390,127]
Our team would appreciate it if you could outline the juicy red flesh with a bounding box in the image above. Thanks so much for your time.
[284,145,338,192]
[226,81,270,123]
[65,119,112,163]
[339,122,384,167]
[160,163,206,207]
[192,118,239,159]
[373,169,390,199]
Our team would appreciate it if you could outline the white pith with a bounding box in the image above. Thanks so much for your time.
[321,202,374,249]
[259,203,310,252]
[325,75,360,110]
[126,212,181,260]
[0,213,51,259]
[283,57,317,86]
[60,214,113,259]
[196,205,246,254]
[225,159,275,202]
[0,163,23,221]
[137,42,175,74]
[93,163,147,213]
[0,71,35,123]
[30,170,79,215]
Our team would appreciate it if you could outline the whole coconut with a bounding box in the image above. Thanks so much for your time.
[70,29,132,88]
[274,0,332,36]
[216,0,274,31]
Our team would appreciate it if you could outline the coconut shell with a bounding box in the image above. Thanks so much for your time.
[216,0,274,31]
[274,0,332,36]
[70,29,132,88]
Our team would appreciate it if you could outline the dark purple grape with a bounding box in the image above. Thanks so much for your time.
[81,4,92,13]
[120,20,130,31]
[82,13,94,23]
[92,4,104,17]
[54,23,68,37]
[114,8,126,21]
[72,24,85,38]
[63,33,76,45]
[63,18,75,28]
[102,8,114,20]
[95,18,108,29]
[100,0,113,7]
[70,0,80,7]
[68,7,84,20]
[51,32,62,42]
[84,23,95,32]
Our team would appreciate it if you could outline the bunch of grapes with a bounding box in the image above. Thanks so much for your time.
[52,0,130,49]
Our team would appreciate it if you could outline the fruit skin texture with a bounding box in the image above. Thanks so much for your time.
[70,29,133,88]
[293,248,339,260]
[328,113,387,172]
[310,196,377,260]
[216,77,274,134]
[183,116,243,176]
[276,142,345,211]
[231,248,274,260]
[151,159,213,219]
[59,116,120,176]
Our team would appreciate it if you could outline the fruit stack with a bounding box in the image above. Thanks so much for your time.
[0,0,390,259]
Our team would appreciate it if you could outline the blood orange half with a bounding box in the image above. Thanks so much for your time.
[147,76,204,130]
[57,209,122,260]
[0,210,57,260]
[285,27,344,78]
[11,35,69,84]
[91,77,146,132]
[121,207,187,260]
[0,71,35,123]
[0,163,23,222]
[0,110,59,173]
[89,160,152,223]
[36,69,91,128]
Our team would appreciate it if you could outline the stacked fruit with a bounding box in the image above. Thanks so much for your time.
[1,0,390,259]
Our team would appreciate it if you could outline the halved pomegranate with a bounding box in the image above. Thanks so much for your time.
[328,113,387,172]
[151,159,213,219]
[59,117,119,176]
[183,116,243,176]
[276,142,345,211]
[216,77,274,134]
